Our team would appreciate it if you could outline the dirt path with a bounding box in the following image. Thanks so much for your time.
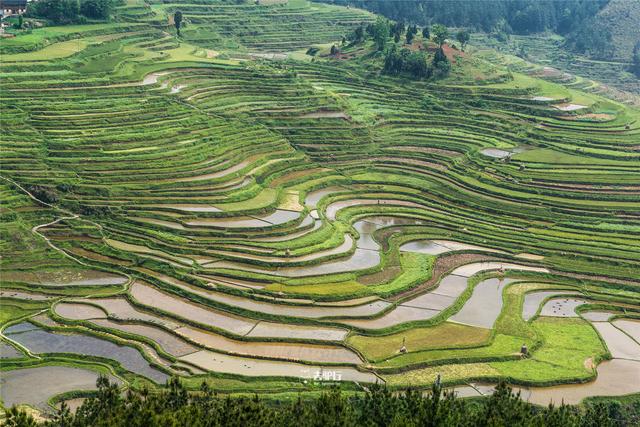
[1,175,133,285]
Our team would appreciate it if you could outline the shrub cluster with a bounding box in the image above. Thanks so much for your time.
[27,0,113,25]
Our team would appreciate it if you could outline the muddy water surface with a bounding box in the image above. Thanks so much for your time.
[180,349,377,383]
[520,359,640,405]
[0,366,118,410]
[5,323,167,383]
[521,290,579,321]
[450,278,516,329]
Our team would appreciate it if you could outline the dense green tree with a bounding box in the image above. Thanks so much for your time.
[384,45,431,79]
[371,17,391,51]
[174,10,183,37]
[4,406,37,427]
[432,46,450,77]
[406,30,414,45]
[27,0,80,25]
[565,17,612,59]
[631,41,640,78]
[422,26,430,40]
[80,0,111,19]
[406,51,431,78]
[383,44,403,75]
[27,0,114,24]
[391,20,405,40]
[14,15,23,29]
[431,23,448,47]
[456,29,470,51]
[406,24,418,45]
[352,25,364,43]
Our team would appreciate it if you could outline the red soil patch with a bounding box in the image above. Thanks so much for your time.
[442,44,466,62]
[425,43,465,63]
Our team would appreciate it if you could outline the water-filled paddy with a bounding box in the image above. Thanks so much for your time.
[612,319,640,343]
[180,349,377,383]
[450,278,516,329]
[0,366,118,410]
[176,326,359,363]
[539,298,588,317]
[88,297,181,329]
[245,321,348,341]
[480,148,513,159]
[55,302,108,320]
[5,323,168,383]
[521,290,580,321]
[580,311,615,322]
[344,305,440,329]
[400,240,503,255]
[325,199,424,221]
[589,322,640,360]
[554,103,587,111]
[521,359,640,405]
[305,186,347,208]
[90,319,198,357]
[130,281,256,335]
[345,262,548,329]
[0,341,23,358]
[450,262,548,278]
[172,281,390,319]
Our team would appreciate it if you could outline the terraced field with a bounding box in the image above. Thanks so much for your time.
[1,0,640,416]
[472,33,640,106]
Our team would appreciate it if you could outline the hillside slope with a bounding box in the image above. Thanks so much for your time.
[596,0,640,61]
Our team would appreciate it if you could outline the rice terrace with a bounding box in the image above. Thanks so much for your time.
[1,0,640,425]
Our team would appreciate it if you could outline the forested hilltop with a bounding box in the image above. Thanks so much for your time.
[318,0,607,34]
[318,0,640,96]
[319,0,638,60]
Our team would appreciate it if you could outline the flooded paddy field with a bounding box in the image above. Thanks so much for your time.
[4,323,168,383]
[450,278,516,328]
[0,366,119,411]
[176,326,360,364]
[129,281,256,336]
[522,290,580,321]
[520,359,640,405]
[0,341,23,359]
[90,319,198,357]
[180,349,377,383]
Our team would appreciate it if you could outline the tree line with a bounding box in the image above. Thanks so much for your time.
[320,0,622,61]
[320,0,608,35]
[26,0,115,25]
[3,376,638,427]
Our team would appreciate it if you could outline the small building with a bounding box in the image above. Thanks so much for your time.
[1,0,28,17]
